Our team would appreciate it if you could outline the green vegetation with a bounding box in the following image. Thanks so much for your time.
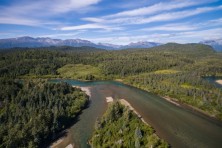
[0,79,88,147]
[125,72,222,119]
[57,64,104,80]
[90,101,168,147]
[0,44,222,120]
[153,69,180,74]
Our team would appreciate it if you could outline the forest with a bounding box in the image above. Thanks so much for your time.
[0,44,222,119]
[0,43,222,147]
[90,101,168,147]
[0,79,88,147]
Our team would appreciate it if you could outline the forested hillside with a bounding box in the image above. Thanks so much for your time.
[0,44,222,120]
[0,79,88,147]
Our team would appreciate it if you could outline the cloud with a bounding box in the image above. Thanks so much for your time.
[105,0,207,18]
[139,5,222,24]
[82,27,222,45]
[140,17,222,32]
[176,28,222,39]
[39,31,85,38]
[141,23,197,31]
[83,33,174,45]
[47,0,102,14]
[147,27,222,43]
[1,0,102,15]
[84,0,217,23]
[0,0,221,45]
[82,17,105,23]
[0,0,102,26]
[0,16,62,28]
[98,5,222,25]
[82,1,222,28]
[61,24,106,30]
[60,23,123,31]
[0,17,40,26]
[110,0,155,9]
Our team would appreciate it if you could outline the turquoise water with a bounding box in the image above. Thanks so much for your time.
[51,79,222,148]
[204,76,222,89]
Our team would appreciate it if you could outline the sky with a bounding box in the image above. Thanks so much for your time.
[0,0,222,45]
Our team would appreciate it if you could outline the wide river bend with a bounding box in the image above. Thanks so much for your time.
[51,79,222,148]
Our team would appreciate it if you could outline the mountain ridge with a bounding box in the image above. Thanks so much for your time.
[0,36,221,51]
[0,36,161,50]
[200,39,222,51]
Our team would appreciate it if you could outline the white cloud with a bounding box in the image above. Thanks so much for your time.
[101,5,222,25]
[61,24,105,30]
[0,16,63,28]
[142,17,222,32]
[0,0,102,26]
[84,0,217,23]
[48,0,102,14]
[82,27,222,45]
[39,31,85,38]
[0,0,221,45]
[84,34,170,45]
[82,17,105,23]
[149,27,222,43]
[141,5,222,23]
[177,28,222,39]
[1,0,102,15]
[0,17,39,26]
[60,23,123,31]
[105,0,204,18]
[141,23,197,31]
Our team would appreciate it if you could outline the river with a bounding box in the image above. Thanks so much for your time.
[51,79,222,148]
[204,76,222,89]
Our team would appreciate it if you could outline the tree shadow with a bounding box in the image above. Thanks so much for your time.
[43,100,91,147]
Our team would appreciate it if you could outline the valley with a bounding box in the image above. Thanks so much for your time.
[1,0,222,147]
[0,43,222,147]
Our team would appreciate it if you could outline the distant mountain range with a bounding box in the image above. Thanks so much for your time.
[200,39,222,51]
[0,36,221,51]
[0,36,161,50]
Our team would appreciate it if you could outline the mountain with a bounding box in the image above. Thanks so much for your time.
[0,36,161,50]
[0,36,97,49]
[98,41,161,49]
[200,39,222,52]
[97,43,122,50]
[121,41,161,49]
[147,43,215,56]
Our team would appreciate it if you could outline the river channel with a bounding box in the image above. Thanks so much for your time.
[51,79,222,148]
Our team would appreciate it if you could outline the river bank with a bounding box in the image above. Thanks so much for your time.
[119,99,150,125]
[162,95,219,120]
[50,79,222,147]
[50,86,92,148]
[50,133,74,148]
[73,86,91,97]
[105,97,150,126]
[216,80,222,85]
[121,80,222,121]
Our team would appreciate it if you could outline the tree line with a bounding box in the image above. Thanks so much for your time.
[0,79,88,147]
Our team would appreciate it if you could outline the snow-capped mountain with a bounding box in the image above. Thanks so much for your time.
[0,36,161,50]
[200,39,222,52]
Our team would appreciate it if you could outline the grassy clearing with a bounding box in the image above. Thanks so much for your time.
[180,84,197,89]
[57,64,104,80]
[153,69,180,74]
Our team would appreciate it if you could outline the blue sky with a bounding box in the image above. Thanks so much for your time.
[0,0,222,45]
